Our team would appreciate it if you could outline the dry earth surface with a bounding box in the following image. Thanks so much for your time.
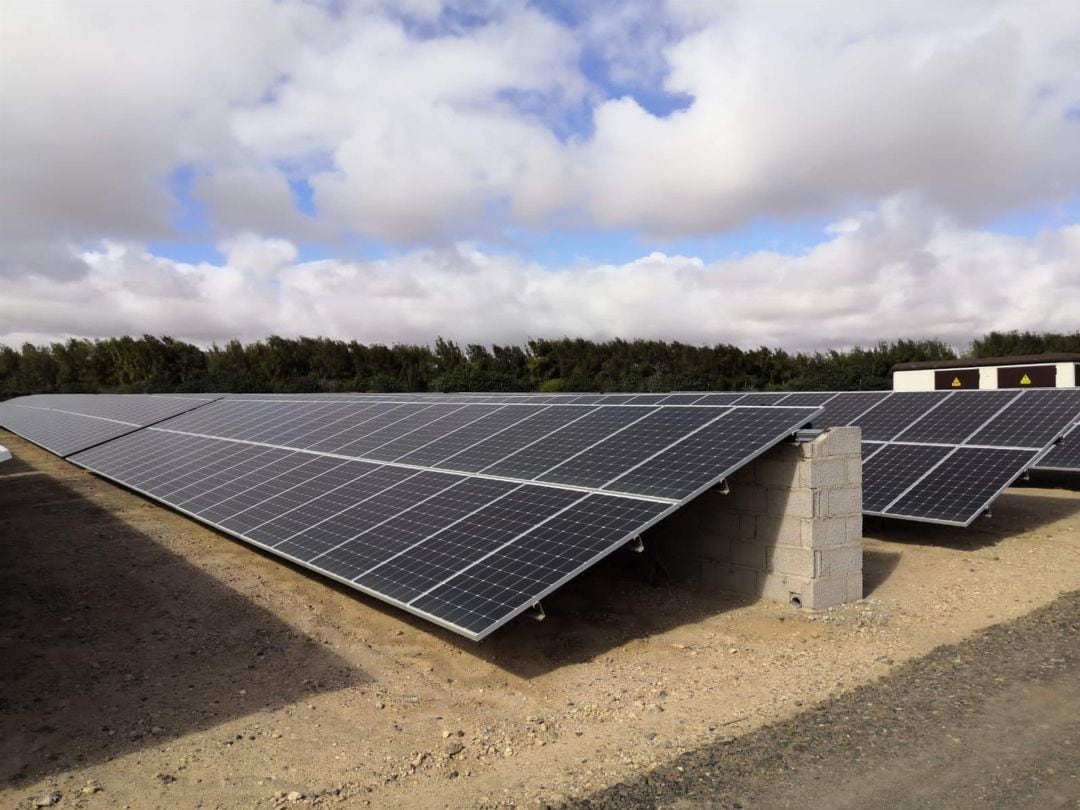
[1,431,1078,809]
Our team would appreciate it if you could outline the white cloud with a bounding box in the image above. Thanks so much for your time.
[3,0,1077,247]
[574,0,1080,235]
[1,1,1078,351]
[2,197,1077,351]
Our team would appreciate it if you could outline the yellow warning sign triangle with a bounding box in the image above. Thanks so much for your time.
[951,377,962,387]
[1020,373,1032,385]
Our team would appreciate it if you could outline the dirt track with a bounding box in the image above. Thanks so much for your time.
[1,431,1079,808]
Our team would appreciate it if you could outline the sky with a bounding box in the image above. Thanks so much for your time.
[1,0,1078,351]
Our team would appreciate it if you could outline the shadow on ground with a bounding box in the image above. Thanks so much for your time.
[0,452,366,786]
[862,548,901,597]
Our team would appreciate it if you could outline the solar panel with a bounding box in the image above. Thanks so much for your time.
[967,388,1080,448]
[812,391,892,428]
[1033,424,1080,472]
[884,447,1039,525]
[29,394,821,640]
[853,388,1080,525]
[861,443,954,513]
[0,394,220,456]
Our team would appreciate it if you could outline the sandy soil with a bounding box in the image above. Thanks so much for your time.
[2,431,1079,809]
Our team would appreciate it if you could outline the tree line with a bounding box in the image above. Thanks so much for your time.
[1,331,1077,398]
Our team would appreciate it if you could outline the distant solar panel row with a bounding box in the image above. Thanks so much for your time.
[1033,421,1080,473]
[808,389,1080,524]
[0,393,819,639]
[0,394,220,456]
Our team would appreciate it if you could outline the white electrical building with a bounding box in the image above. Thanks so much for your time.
[892,353,1080,391]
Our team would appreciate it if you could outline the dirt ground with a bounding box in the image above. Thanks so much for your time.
[2,431,1079,809]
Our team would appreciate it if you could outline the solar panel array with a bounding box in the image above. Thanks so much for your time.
[1033,421,1080,473]
[0,394,221,456]
[1,393,819,639]
[3,386,1078,635]
[780,388,1079,525]
[632,388,1079,525]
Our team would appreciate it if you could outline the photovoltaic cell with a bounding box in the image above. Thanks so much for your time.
[354,485,583,604]
[316,477,519,582]
[14,392,822,639]
[410,494,670,634]
[536,406,726,489]
[885,447,1038,525]
[967,389,1080,448]
[394,405,548,466]
[691,393,748,407]
[854,392,949,441]
[776,392,838,407]
[861,444,953,513]
[438,406,593,474]
[605,407,819,499]
[893,391,1017,444]
[813,391,890,429]
[1034,429,1080,472]
[273,470,464,562]
[0,394,217,456]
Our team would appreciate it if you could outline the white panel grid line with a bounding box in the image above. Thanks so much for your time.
[437,405,598,471]
[386,405,514,462]
[162,446,295,505]
[210,456,357,525]
[242,463,420,538]
[233,400,347,443]
[264,401,390,448]
[147,427,679,504]
[323,403,450,455]
[318,403,435,454]
[493,406,667,480]
[877,446,963,515]
[588,409,734,491]
[402,491,594,606]
[306,477,519,568]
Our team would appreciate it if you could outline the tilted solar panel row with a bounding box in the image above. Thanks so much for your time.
[0,394,221,456]
[810,388,1080,525]
[1,393,820,639]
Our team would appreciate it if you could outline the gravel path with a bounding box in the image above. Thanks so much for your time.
[579,590,1080,809]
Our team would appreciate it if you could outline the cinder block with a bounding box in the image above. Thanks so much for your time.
[727,484,767,513]
[846,572,864,601]
[738,513,757,540]
[701,509,741,539]
[805,457,848,489]
[730,540,767,569]
[804,575,853,609]
[731,464,756,485]
[758,572,813,604]
[845,457,863,485]
[755,459,801,489]
[815,544,862,577]
[755,514,805,545]
[766,489,815,518]
[845,514,864,542]
[661,553,701,585]
[821,426,862,457]
[802,517,849,548]
[766,441,809,463]
[702,561,757,596]
[765,544,814,575]
[827,486,862,517]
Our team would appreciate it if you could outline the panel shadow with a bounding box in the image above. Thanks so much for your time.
[861,548,901,597]
[0,449,366,786]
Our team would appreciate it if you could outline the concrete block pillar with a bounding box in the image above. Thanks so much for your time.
[648,427,863,610]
